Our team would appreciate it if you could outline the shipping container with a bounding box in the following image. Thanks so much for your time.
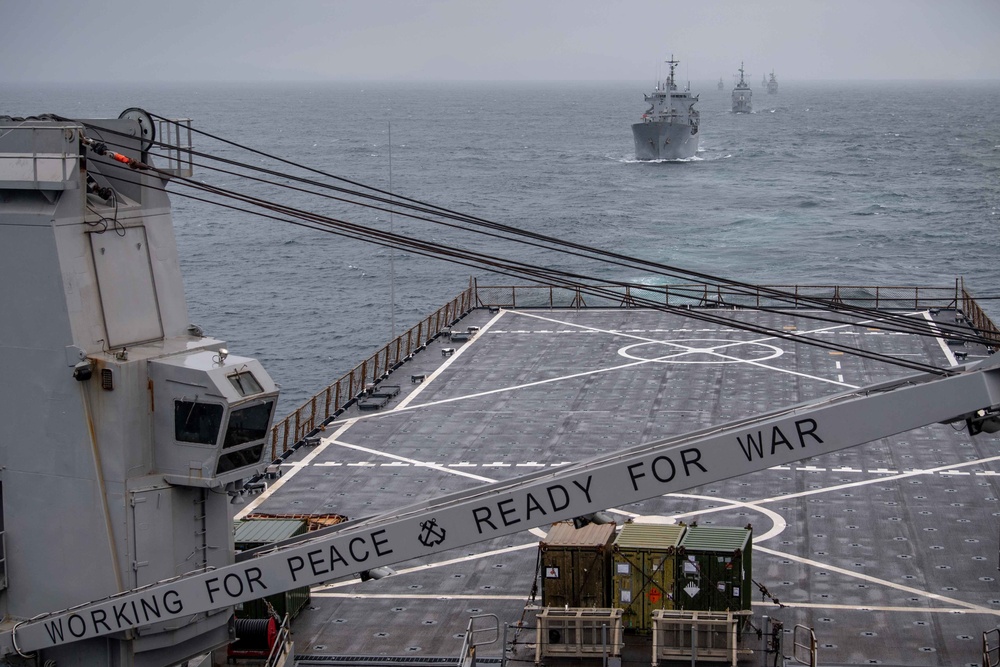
[234,518,311,620]
[540,521,616,608]
[676,525,752,613]
[611,522,686,632]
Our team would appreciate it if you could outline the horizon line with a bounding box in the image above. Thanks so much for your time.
[4,77,1000,86]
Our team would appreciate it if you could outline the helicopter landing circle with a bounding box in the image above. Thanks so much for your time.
[619,338,784,364]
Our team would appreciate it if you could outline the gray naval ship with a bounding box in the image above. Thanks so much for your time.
[4,110,1000,667]
[733,62,753,113]
[767,71,778,95]
[631,57,699,161]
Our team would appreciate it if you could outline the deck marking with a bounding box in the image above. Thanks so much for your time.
[923,310,960,366]
[407,309,862,406]
[657,455,1000,541]
[753,544,1000,616]
[329,439,495,482]
[235,420,357,519]
[314,541,541,591]
[393,308,506,411]
[381,358,653,414]
[665,493,788,542]
[284,459,994,479]
[750,601,977,615]
[749,453,1000,506]
[313,592,529,601]
[619,339,858,388]
[736,309,931,349]
[509,309,686,343]
[619,339,784,364]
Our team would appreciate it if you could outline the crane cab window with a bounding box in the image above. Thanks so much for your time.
[228,371,263,397]
[175,401,224,445]
[216,445,265,475]
[223,401,274,450]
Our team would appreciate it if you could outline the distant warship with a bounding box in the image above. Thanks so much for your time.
[732,62,753,113]
[767,71,778,95]
[631,56,700,160]
[717,77,724,90]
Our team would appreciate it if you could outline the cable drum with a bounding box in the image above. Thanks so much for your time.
[231,617,278,656]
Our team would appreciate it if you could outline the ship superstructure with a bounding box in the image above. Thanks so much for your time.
[0,112,280,666]
[732,61,753,113]
[767,70,778,94]
[631,56,700,160]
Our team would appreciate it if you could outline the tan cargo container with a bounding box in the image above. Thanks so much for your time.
[540,521,616,608]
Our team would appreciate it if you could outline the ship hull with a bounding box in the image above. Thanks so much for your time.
[631,121,699,160]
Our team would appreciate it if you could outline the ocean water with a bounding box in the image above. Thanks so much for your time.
[5,80,1000,414]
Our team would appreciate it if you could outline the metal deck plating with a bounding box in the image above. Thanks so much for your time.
[240,301,1000,667]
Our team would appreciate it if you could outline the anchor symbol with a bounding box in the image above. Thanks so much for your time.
[418,518,447,547]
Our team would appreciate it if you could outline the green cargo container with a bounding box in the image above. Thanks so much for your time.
[611,522,686,632]
[676,525,752,613]
[234,518,311,620]
[540,521,616,608]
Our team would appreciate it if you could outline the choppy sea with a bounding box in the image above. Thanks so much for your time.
[5,80,1000,414]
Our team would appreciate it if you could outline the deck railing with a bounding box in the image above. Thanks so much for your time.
[961,278,1000,348]
[473,280,963,311]
[268,281,475,458]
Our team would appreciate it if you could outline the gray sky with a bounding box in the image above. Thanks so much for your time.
[2,0,998,83]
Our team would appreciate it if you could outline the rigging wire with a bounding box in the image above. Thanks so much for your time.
[78,115,980,344]
[93,155,960,376]
[75,119,992,373]
[82,125,985,349]
[139,116,978,336]
[88,147,971,375]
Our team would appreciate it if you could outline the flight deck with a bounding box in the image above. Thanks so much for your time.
[239,290,1000,667]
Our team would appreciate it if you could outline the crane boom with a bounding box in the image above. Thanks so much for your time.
[6,357,1000,655]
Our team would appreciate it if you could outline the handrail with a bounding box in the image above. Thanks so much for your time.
[458,613,499,667]
[154,118,194,178]
[474,282,963,311]
[984,627,1000,667]
[263,613,293,667]
[792,624,817,667]
[962,279,1000,348]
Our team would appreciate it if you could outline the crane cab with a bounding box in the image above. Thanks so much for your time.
[149,350,278,486]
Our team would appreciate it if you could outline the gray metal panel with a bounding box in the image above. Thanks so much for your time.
[90,225,164,347]
[131,487,177,587]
